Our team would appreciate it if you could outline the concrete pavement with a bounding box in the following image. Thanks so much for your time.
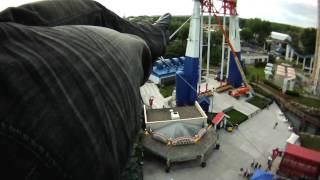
[143,103,292,180]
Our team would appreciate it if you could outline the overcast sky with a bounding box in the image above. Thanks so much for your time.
[0,0,318,28]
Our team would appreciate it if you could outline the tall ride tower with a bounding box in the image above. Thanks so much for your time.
[176,0,200,106]
[201,0,247,89]
[226,0,244,88]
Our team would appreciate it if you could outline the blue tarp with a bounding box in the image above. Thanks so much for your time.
[250,169,273,180]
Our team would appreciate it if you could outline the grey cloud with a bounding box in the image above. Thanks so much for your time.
[280,2,317,27]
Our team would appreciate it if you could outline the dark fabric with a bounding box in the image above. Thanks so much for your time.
[0,0,169,59]
[0,23,151,179]
[0,1,171,179]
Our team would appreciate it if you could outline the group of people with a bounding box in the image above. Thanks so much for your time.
[239,160,263,178]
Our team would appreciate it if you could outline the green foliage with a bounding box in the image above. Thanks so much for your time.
[300,28,316,54]
[128,15,315,64]
[158,84,175,98]
[165,39,186,58]
[300,134,320,151]
[225,109,248,126]
[292,96,320,108]
[285,90,300,97]
[247,96,271,109]
[254,61,267,68]
[202,29,223,66]
[240,27,253,42]
[250,83,274,99]
[249,74,256,82]
[246,65,265,81]
[263,80,281,90]
[126,16,156,24]
[245,18,271,45]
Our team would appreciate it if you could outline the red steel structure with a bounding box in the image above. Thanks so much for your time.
[200,0,251,91]
[200,0,237,15]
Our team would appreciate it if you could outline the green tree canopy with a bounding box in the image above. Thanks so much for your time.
[300,28,316,54]
[240,27,253,42]
[246,18,271,44]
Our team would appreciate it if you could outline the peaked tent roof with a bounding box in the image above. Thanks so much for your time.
[154,122,201,139]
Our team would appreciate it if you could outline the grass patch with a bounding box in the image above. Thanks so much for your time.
[246,65,265,82]
[263,80,282,91]
[250,83,274,99]
[292,96,320,108]
[158,84,175,98]
[295,87,305,94]
[247,96,271,109]
[225,109,248,126]
[300,134,320,151]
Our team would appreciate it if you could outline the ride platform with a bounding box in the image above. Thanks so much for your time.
[142,128,218,172]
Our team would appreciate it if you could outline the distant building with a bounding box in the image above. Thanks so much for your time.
[241,45,269,65]
[269,31,315,76]
[264,63,273,80]
[273,64,296,93]
[271,31,292,42]
[267,31,292,59]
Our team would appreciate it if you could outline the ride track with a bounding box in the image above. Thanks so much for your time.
[252,82,320,128]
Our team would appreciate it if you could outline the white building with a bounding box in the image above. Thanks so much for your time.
[241,46,269,65]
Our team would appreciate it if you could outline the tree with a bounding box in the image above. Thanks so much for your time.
[300,28,316,54]
[241,27,253,42]
[202,30,223,66]
[245,18,271,45]
[164,39,186,58]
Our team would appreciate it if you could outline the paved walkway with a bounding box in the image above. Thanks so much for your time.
[141,78,260,117]
[204,78,260,116]
[210,91,260,117]
[143,103,292,180]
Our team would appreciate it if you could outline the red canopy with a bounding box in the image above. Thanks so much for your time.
[286,143,320,164]
[212,112,225,124]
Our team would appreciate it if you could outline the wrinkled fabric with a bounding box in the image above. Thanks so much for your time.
[0,0,171,179]
[0,0,168,59]
[0,23,151,179]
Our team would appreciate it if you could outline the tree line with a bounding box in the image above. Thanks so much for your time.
[128,16,317,65]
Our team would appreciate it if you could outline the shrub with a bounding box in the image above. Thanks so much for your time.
[247,96,272,109]
[263,80,281,90]
[250,83,274,99]
[250,74,256,82]
[225,109,248,126]
[285,90,300,97]
[254,61,267,68]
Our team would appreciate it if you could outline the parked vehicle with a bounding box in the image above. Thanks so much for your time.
[228,86,250,99]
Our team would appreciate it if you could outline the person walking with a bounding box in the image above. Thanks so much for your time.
[273,122,278,129]
[267,156,273,170]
